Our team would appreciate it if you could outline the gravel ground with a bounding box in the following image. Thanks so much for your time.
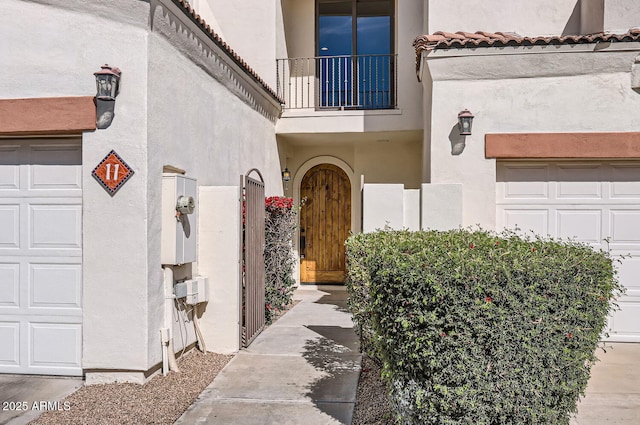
[29,350,232,425]
[352,355,396,425]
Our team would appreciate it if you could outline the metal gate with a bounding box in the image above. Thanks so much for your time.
[240,169,266,347]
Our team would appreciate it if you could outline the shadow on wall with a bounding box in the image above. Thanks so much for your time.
[448,124,466,156]
[563,0,604,36]
[563,0,582,35]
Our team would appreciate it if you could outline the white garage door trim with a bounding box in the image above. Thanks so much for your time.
[497,161,640,342]
[0,138,83,376]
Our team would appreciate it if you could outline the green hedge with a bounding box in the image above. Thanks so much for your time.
[345,229,624,424]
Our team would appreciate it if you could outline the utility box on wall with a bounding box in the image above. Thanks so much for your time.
[162,173,197,265]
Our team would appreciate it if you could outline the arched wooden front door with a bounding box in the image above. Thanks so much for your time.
[300,164,351,283]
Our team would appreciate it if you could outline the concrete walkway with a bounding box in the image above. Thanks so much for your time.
[0,375,81,425]
[572,342,640,424]
[175,286,361,425]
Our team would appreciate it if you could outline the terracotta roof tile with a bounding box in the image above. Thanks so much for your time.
[434,31,466,40]
[172,0,282,103]
[414,28,640,54]
[413,28,640,74]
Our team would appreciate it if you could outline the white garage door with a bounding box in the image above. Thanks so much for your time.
[0,139,82,375]
[497,161,640,342]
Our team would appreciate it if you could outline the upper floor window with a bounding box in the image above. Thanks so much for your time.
[316,0,395,109]
[317,0,393,57]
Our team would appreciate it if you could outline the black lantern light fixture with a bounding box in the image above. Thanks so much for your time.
[457,109,474,136]
[94,64,121,100]
[94,64,122,129]
[282,167,291,190]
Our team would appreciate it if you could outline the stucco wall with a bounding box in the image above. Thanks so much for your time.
[280,135,422,197]
[362,185,421,232]
[604,0,640,33]
[425,47,640,229]
[193,0,283,90]
[281,0,314,59]
[427,0,580,36]
[147,5,283,368]
[2,0,283,379]
[426,0,640,36]
[1,0,152,373]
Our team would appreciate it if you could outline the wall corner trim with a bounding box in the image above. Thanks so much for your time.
[0,96,96,136]
[485,132,640,159]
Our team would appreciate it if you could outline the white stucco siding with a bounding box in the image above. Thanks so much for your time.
[146,31,282,365]
[427,0,580,36]
[426,0,639,37]
[1,1,152,372]
[281,0,314,59]
[194,0,280,90]
[147,35,282,189]
[428,50,640,228]
[395,0,424,129]
[604,0,640,33]
[1,0,148,98]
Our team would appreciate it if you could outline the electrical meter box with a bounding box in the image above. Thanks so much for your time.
[161,173,197,265]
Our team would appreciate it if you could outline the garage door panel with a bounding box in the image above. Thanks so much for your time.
[556,209,602,244]
[0,170,19,191]
[0,322,19,366]
[0,263,19,307]
[501,209,549,236]
[29,204,81,250]
[611,165,640,198]
[29,145,82,190]
[609,210,640,243]
[615,257,640,297]
[497,160,640,342]
[608,302,640,340]
[501,165,550,199]
[0,145,20,189]
[29,167,82,191]
[556,165,603,199]
[30,264,81,309]
[0,205,20,248]
[556,180,601,199]
[0,138,82,376]
[29,145,81,165]
[29,323,81,370]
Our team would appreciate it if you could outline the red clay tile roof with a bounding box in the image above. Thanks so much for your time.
[172,0,282,103]
[414,28,640,53]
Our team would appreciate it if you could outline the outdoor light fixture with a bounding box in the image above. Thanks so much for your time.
[94,64,122,129]
[94,64,121,100]
[457,109,474,136]
[282,167,291,190]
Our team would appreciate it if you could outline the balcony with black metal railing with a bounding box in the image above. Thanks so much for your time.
[276,54,398,111]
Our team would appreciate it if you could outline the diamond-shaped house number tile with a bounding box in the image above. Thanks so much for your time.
[92,150,134,196]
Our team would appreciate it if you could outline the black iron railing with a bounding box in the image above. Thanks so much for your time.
[277,54,397,110]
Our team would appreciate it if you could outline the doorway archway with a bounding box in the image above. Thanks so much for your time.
[298,163,352,283]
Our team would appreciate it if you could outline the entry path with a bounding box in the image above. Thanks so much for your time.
[175,286,361,425]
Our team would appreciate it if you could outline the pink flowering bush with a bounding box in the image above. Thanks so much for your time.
[264,196,298,323]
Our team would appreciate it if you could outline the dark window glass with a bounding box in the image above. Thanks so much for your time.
[317,0,394,109]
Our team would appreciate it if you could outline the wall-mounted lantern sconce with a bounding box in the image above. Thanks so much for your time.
[94,64,122,129]
[457,109,474,136]
[282,167,291,190]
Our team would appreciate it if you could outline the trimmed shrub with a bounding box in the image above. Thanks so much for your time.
[264,196,297,324]
[345,228,624,425]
